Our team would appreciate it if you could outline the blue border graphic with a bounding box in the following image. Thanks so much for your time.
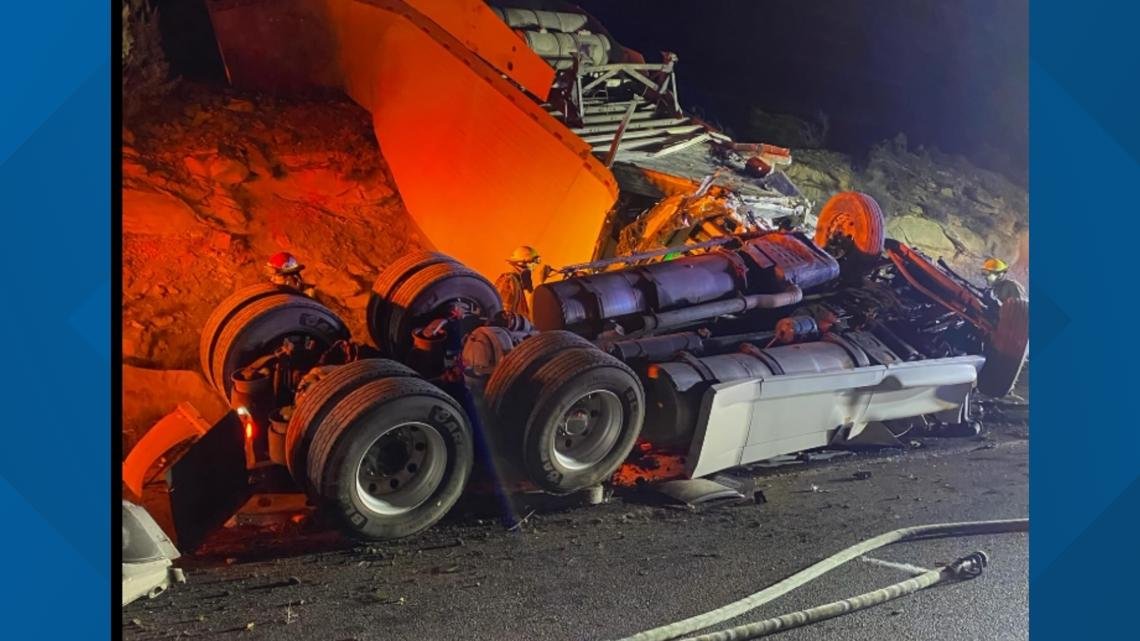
[0,3,111,638]
[1030,0,1139,638]
[4,1,1136,638]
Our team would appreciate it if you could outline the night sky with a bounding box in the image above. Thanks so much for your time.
[576,0,1027,180]
[153,0,1027,180]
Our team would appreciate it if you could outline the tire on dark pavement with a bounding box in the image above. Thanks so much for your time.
[285,358,419,493]
[209,293,349,400]
[305,377,474,540]
[520,347,645,494]
[977,297,1029,398]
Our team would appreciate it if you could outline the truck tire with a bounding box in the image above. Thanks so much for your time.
[209,293,349,400]
[814,191,885,258]
[977,297,1029,398]
[483,330,595,419]
[366,252,457,352]
[377,261,502,359]
[285,358,419,493]
[199,284,292,389]
[306,377,473,540]
[520,347,645,493]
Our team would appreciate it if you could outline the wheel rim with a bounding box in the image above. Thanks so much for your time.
[814,192,883,256]
[355,421,447,516]
[390,295,488,357]
[551,390,623,471]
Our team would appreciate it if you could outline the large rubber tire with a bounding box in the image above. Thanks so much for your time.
[518,347,645,494]
[306,377,474,541]
[209,293,349,399]
[483,330,595,419]
[813,191,886,258]
[377,261,503,359]
[977,297,1029,398]
[366,252,457,352]
[199,283,293,389]
[285,358,419,493]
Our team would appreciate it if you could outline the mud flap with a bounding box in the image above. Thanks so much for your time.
[123,409,251,552]
[167,411,250,551]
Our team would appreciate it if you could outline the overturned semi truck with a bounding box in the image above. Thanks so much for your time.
[121,2,1027,547]
[125,192,1027,545]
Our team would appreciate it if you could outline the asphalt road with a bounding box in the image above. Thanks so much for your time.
[123,415,1028,641]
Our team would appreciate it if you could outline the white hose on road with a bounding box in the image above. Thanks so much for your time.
[611,518,1028,641]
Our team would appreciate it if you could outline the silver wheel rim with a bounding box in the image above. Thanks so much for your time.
[552,390,623,471]
[355,421,447,516]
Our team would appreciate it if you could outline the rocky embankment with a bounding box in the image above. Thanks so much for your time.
[787,134,1028,284]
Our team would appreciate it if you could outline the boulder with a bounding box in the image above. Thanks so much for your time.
[886,215,957,257]
[122,188,204,236]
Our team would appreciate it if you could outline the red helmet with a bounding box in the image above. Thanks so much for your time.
[267,251,302,274]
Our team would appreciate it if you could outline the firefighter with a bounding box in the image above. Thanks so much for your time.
[495,245,550,317]
[266,251,315,297]
[981,257,1025,303]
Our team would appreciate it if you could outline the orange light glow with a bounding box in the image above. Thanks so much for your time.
[612,442,688,487]
[208,0,619,278]
[236,406,256,441]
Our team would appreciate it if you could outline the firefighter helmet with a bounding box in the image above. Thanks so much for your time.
[507,245,540,266]
[267,251,303,275]
[981,257,1009,274]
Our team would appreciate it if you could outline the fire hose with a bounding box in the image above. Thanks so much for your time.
[611,518,1028,641]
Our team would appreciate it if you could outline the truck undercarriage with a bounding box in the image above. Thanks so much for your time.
[124,191,1027,547]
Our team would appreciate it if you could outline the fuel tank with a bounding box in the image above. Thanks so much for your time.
[532,232,838,335]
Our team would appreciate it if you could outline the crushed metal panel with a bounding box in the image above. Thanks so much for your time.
[653,478,745,509]
[860,357,983,425]
[122,501,185,607]
[685,356,983,478]
[123,402,212,498]
[686,367,885,478]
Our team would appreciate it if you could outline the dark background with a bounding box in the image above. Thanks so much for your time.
[577,0,1027,182]
[151,0,1028,181]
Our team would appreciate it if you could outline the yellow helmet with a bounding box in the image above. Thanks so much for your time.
[508,245,540,265]
[982,257,1009,273]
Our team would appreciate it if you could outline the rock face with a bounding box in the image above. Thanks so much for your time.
[122,86,432,375]
[787,135,1028,284]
